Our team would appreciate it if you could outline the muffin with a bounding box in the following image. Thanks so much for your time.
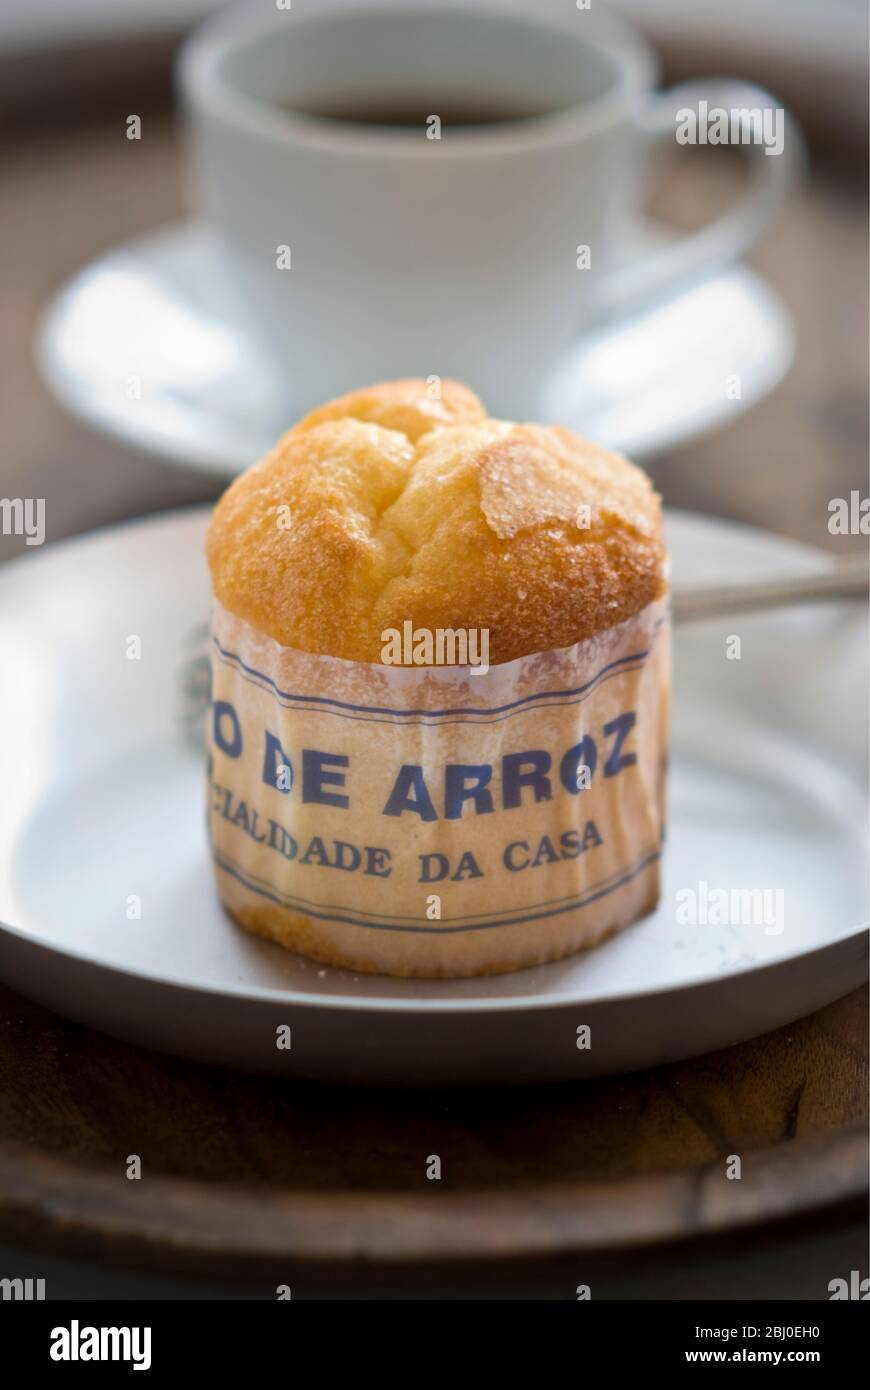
[206,378,670,977]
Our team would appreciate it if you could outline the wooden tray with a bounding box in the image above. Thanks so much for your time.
[0,982,865,1291]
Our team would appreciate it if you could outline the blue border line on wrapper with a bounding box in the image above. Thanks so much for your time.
[210,614,668,726]
[213,844,662,934]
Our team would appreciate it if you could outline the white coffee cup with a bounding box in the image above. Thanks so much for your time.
[179,0,796,419]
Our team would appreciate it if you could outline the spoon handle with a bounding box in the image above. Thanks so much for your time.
[672,550,869,623]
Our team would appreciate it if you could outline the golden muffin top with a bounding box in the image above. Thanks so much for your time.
[206,378,666,665]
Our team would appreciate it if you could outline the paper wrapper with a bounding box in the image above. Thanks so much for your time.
[207,599,670,977]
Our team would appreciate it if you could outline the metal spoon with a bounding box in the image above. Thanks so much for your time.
[672,550,868,623]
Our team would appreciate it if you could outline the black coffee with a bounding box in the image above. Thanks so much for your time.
[287,95,557,129]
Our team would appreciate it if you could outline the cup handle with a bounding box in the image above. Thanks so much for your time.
[588,79,801,322]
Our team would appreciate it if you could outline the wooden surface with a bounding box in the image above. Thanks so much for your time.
[0,984,866,1286]
[0,99,867,1292]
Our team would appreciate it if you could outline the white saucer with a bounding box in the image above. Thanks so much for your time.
[35,220,794,476]
[0,509,865,1083]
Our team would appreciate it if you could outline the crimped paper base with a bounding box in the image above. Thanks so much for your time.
[223,867,660,978]
[208,598,670,979]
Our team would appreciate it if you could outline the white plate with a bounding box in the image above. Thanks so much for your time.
[35,221,794,476]
[0,0,214,52]
[615,0,868,85]
[0,509,865,1083]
